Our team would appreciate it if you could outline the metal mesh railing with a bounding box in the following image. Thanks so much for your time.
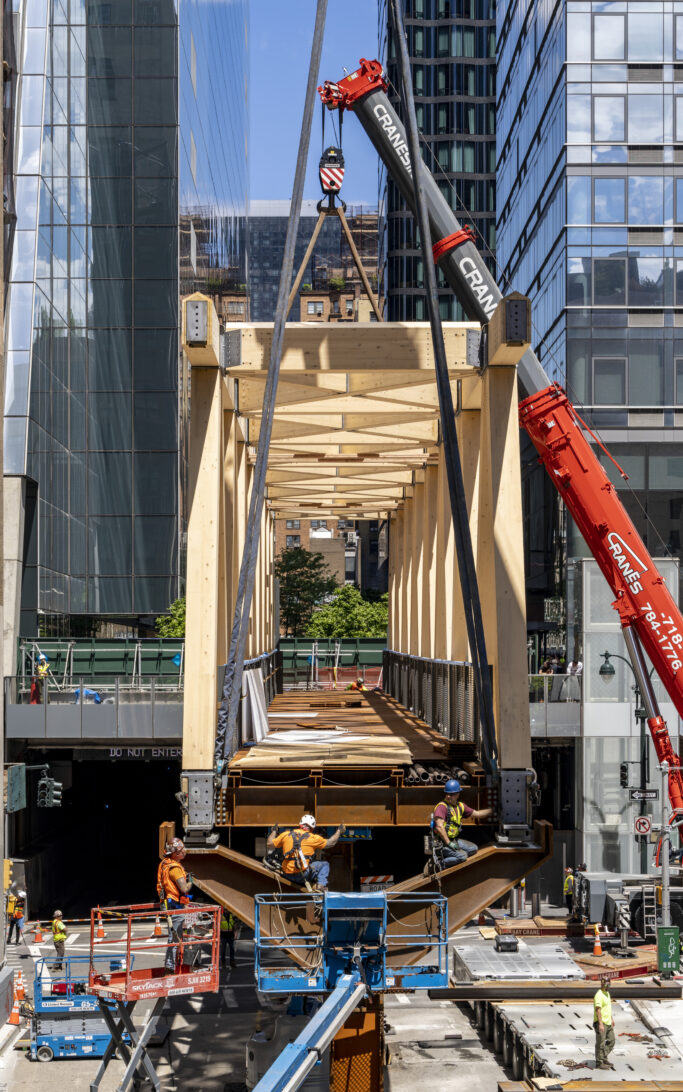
[383,650,478,746]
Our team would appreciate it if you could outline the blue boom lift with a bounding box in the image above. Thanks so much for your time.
[250,890,448,1092]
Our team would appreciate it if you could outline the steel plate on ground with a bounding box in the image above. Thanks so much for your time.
[453,939,584,981]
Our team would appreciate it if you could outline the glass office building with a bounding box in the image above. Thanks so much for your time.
[498,0,683,875]
[5,0,248,635]
[379,0,497,320]
[498,0,683,586]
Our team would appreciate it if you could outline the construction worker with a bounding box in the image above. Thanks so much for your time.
[36,653,49,702]
[593,975,616,1070]
[346,677,367,691]
[157,837,193,974]
[51,910,67,970]
[432,779,493,869]
[220,910,239,969]
[563,867,575,914]
[267,815,344,890]
[7,893,26,945]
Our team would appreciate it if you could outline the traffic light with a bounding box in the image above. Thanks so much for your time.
[47,780,63,807]
[37,776,50,807]
[37,775,63,807]
[620,762,629,788]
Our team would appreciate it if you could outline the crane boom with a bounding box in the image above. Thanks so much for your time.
[319,58,683,822]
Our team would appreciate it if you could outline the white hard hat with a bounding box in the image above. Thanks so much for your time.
[300,814,316,829]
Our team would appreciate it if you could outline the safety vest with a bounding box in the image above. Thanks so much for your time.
[157,857,189,904]
[52,918,67,942]
[13,906,24,921]
[440,801,465,841]
[221,912,236,932]
[282,829,314,873]
[563,874,574,895]
[37,662,48,678]
[593,988,612,1026]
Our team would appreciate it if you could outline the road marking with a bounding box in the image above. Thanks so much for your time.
[66,933,79,946]
[395,994,410,1005]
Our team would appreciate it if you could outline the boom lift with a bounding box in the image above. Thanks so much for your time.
[318,57,683,834]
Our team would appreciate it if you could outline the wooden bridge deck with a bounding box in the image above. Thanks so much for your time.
[230,688,473,770]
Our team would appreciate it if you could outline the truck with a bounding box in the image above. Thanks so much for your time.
[318,58,683,837]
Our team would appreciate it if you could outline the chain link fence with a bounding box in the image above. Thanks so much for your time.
[383,650,480,746]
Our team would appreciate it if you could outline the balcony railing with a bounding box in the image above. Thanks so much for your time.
[528,673,582,737]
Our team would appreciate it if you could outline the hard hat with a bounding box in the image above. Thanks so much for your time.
[164,837,185,856]
[444,779,461,794]
[38,653,47,662]
[300,814,316,829]
[564,867,573,873]
[53,910,62,918]
[18,890,26,898]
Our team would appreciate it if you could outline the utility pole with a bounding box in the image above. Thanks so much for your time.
[661,761,671,928]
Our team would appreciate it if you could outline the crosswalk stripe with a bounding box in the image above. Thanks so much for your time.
[65,933,79,946]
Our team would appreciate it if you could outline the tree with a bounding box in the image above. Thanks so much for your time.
[307,586,388,639]
[275,548,338,636]
[156,597,186,637]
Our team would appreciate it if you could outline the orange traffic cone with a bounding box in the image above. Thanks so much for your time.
[14,971,25,1001]
[34,922,44,943]
[153,915,163,938]
[97,909,105,940]
[8,981,21,1026]
[593,923,603,957]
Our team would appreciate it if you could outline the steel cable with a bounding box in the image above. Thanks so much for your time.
[388,0,498,777]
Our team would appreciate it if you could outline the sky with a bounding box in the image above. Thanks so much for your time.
[249,1,381,207]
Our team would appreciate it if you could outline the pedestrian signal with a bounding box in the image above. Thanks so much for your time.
[620,762,629,788]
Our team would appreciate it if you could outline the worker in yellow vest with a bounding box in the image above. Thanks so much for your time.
[432,779,493,869]
[220,910,240,969]
[593,975,616,1070]
[51,910,67,970]
[36,654,49,703]
[563,868,575,914]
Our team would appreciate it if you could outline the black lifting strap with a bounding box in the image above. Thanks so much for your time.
[215,0,329,765]
[388,0,498,776]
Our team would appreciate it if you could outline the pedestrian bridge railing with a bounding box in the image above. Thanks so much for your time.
[382,649,479,746]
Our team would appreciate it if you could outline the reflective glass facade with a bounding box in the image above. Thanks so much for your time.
[6,0,247,631]
[498,0,683,603]
[380,0,497,320]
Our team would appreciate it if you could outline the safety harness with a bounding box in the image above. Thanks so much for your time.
[282,829,313,873]
[441,801,465,842]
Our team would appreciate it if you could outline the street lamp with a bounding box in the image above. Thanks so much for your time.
[599,650,651,873]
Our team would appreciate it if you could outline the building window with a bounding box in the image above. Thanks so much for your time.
[593,14,625,61]
[593,96,625,142]
[628,176,664,226]
[630,258,664,308]
[227,301,244,314]
[307,301,316,314]
[593,258,626,306]
[677,260,683,305]
[286,535,300,548]
[310,520,327,530]
[629,96,663,144]
[675,360,683,404]
[594,178,625,224]
[285,519,300,529]
[567,176,590,223]
[567,258,591,306]
[345,299,353,315]
[593,358,626,405]
[676,16,683,60]
[315,301,323,315]
[628,12,663,62]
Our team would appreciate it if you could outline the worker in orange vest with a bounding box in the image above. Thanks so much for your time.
[346,677,368,691]
[157,837,193,974]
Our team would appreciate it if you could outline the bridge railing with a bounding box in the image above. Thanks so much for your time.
[382,650,479,745]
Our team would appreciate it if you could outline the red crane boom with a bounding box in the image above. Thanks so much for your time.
[320,58,683,823]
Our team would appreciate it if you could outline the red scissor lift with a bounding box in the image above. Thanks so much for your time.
[87,902,220,1091]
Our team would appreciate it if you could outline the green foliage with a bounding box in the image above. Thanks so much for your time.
[156,597,186,637]
[307,586,388,639]
[328,276,346,292]
[275,548,338,637]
